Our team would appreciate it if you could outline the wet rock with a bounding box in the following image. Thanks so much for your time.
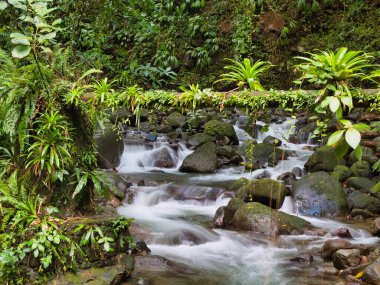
[347,191,380,214]
[133,255,187,276]
[241,142,287,170]
[213,198,247,228]
[153,147,175,168]
[332,228,353,239]
[94,128,124,169]
[236,179,286,209]
[347,177,376,193]
[331,165,352,182]
[292,167,304,177]
[321,239,369,261]
[145,133,157,142]
[293,171,347,217]
[231,202,310,236]
[167,185,223,201]
[350,161,371,177]
[179,142,217,173]
[333,249,361,269]
[216,146,238,158]
[277,172,296,195]
[204,120,239,145]
[288,255,313,264]
[188,133,216,147]
[263,135,282,146]
[156,124,173,134]
[304,145,346,172]
[363,257,380,285]
[166,112,186,128]
[213,206,226,228]
[370,217,380,237]
[351,208,374,219]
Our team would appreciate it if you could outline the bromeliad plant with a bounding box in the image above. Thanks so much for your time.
[294,47,375,159]
[294,47,374,118]
[214,58,272,91]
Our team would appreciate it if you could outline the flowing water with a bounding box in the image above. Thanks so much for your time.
[117,119,379,285]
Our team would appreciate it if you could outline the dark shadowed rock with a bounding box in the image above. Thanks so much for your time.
[347,191,380,214]
[347,177,376,193]
[332,228,353,239]
[333,249,361,269]
[363,258,380,285]
[153,147,175,168]
[188,133,216,147]
[204,120,239,145]
[94,128,124,169]
[179,142,217,173]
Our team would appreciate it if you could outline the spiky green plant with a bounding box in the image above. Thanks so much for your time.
[214,58,272,91]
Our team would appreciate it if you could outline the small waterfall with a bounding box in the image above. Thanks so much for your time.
[117,141,192,173]
[256,119,297,143]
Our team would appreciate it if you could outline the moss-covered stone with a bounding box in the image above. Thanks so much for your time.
[304,146,346,173]
[347,177,376,194]
[331,165,351,182]
[350,161,371,177]
[231,202,310,236]
[166,112,186,128]
[204,120,239,145]
[236,179,286,209]
[188,133,216,147]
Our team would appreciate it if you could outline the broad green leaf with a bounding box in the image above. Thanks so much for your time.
[52,18,62,26]
[0,1,8,10]
[12,45,31,58]
[353,123,370,132]
[320,97,330,108]
[38,31,56,43]
[345,127,361,149]
[353,145,363,161]
[41,46,53,53]
[340,96,352,109]
[339,119,352,128]
[72,174,88,198]
[329,96,340,113]
[327,130,345,146]
[10,33,30,45]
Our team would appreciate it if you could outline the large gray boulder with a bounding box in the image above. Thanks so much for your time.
[153,147,175,168]
[204,120,239,145]
[179,142,217,173]
[293,171,347,217]
[241,142,287,170]
[236,179,286,209]
[231,202,310,236]
[304,146,346,172]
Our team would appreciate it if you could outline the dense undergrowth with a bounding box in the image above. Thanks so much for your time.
[0,0,380,284]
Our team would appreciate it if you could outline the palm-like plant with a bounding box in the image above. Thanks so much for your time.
[294,47,374,115]
[214,58,272,91]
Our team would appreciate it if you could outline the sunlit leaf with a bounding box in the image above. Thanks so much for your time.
[345,127,361,149]
[12,45,31,58]
[327,130,345,146]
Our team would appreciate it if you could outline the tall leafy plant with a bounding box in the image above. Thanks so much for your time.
[214,58,272,91]
[294,47,375,159]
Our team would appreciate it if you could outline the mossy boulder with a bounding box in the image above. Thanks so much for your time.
[231,202,310,236]
[236,179,286,209]
[203,120,239,145]
[304,146,346,172]
[213,198,245,228]
[331,165,352,182]
[216,146,238,159]
[227,178,250,191]
[179,142,217,173]
[350,161,371,177]
[188,133,216,147]
[262,135,282,146]
[347,177,376,194]
[241,142,286,170]
[293,171,347,217]
[166,112,186,128]
[347,190,380,214]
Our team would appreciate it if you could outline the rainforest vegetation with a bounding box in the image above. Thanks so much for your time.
[1,0,380,284]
